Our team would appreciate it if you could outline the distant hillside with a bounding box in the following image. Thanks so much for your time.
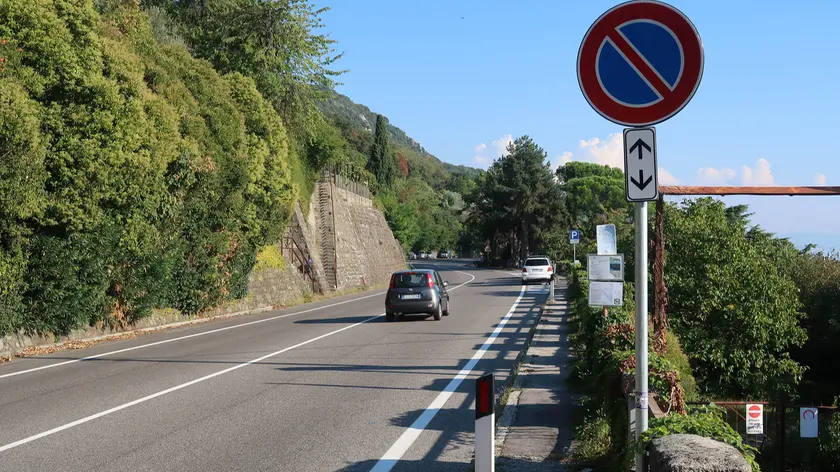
[318,90,482,181]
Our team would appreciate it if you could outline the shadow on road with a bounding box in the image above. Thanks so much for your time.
[334,456,565,472]
[333,458,477,472]
[294,315,385,324]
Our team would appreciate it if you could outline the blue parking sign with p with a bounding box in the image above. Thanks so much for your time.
[570,230,580,245]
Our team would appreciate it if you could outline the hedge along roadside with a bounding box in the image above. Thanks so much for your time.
[565,264,757,470]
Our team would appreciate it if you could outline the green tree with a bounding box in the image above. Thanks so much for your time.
[368,114,397,189]
[664,198,806,399]
[466,136,567,264]
[557,161,628,234]
[145,0,345,139]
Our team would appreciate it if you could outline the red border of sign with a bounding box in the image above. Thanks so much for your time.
[577,0,704,127]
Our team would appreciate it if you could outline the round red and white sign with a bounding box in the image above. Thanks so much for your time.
[748,405,762,419]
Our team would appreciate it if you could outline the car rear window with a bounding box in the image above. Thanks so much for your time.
[392,273,430,288]
[525,258,550,266]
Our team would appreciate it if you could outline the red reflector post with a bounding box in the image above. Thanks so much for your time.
[475,373,494,420]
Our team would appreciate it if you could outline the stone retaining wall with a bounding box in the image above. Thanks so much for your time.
[332,186,406,290]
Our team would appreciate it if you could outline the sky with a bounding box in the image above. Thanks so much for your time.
[319,0,840,252]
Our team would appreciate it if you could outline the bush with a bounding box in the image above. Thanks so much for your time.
[664,330,699,401]
[568,267,696,469]
[571,409,612,465]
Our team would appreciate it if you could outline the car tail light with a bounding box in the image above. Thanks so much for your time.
[547,266,552,272]
[427,274,435,288]
[389,274,395,289]
[522,267,527,273]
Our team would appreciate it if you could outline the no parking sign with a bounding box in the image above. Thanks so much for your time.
[577,0,704,127]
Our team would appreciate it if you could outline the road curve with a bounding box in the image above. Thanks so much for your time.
[0,261,547,472]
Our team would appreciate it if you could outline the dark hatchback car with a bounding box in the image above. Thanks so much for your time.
[385,270,450,322]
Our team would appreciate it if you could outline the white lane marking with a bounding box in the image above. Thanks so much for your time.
[0,273,476,453]
[370,284,529,472]
[0,291,389,380]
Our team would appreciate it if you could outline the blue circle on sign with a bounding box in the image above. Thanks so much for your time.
[598,21,683,107]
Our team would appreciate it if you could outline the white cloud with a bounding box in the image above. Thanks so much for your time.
[473,134,513,169]
[658,168,679,185]
[577,133,624,168]
[696,167,737,185]
[551,151,573,171]
[814,174,827,185]
[741,158,774,185]
[695,158,775,186]
[492,134,513,157]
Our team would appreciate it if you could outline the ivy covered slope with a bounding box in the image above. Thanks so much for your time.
[0,0,298,335]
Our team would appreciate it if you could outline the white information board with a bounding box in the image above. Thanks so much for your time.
[588,281,623,307]
[588,254,624,282]
[596,224,616,255]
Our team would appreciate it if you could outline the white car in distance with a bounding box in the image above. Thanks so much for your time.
[521,256,553,285]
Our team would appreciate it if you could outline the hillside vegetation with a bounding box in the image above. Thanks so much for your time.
[0,0,483,338]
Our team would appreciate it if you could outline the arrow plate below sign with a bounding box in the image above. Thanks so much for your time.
[623,127,658,202]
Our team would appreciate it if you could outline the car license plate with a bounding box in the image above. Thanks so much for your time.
[401,294,421,300]
[532,268,543,272]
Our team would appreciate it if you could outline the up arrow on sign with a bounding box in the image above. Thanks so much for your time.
[623,127,659,202]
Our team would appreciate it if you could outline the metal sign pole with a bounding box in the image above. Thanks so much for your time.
[634,201,649,471]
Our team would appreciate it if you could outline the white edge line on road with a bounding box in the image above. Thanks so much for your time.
[0,290,389,380]
[0,271,475,454]
[369,283,528,472]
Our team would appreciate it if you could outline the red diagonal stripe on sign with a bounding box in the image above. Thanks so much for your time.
[607,31,672,99]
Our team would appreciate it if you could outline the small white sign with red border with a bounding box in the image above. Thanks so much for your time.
[746,403,764,434]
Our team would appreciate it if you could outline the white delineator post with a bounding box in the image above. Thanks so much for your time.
[634,201,649,471]
[475,373,495,472]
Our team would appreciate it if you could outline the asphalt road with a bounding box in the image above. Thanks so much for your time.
[0,260,548,472]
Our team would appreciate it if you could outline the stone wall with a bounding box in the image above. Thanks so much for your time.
[204,258,312,317]
[332,185,406,290]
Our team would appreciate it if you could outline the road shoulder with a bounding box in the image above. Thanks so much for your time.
[496,278,575,471]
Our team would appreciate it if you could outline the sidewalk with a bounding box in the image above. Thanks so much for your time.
[496,279,576,471]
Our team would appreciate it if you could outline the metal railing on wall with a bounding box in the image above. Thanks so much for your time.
[332,167,371,199]
[279,236,316,293]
